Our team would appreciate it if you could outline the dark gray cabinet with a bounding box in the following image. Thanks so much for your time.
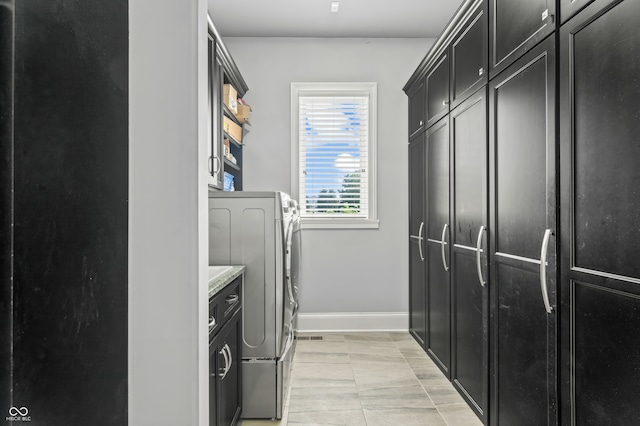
[489,0,555,78]
[409,135,427,347]
[425,117,451,377]
[2,1,128,423]
[426,53,450,129]
[408,79,426,139]
[450,88,488,422]
[559,0,640,424]
[489,36,557,426]
[210,277,243,426]
[450,0,488,109]
[208,33,224,190]
[207,17,248,192]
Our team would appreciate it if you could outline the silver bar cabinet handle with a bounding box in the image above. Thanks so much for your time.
[219,344,230,379]
[418,222,425,262]
[441,223,449,272]
[476,226,486,287]
[539,229,553,314]
[225,344,232,371]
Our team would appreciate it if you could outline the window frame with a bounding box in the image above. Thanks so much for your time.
[291,82,379,230]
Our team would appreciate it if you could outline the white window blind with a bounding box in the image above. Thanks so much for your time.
[298,95,369,217]
[291,82,378,229]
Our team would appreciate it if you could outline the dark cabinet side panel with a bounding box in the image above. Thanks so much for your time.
[12,1,129,424]
[0,1,13,413]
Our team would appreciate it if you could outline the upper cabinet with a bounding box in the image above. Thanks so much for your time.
[560,0,595,24]
[425,51,450,128]
[207,15,249,192]
[408,79,426,139]
[488,0,555,78]
[450,0,488,109]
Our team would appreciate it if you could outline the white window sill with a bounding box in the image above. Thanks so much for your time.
[300,218,380,230]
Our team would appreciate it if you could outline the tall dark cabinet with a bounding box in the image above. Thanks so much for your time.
[559,0,640,424]
[408,133,427,347]
[408,0,637,424]
[489,37,557,426]
[425,118,451,377]
[450,88,488,422]
[2,0,128,424]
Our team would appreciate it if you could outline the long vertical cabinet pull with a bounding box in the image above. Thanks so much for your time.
[418,222,425,261]
[441,223,449,271]
[219,344,230,379]
[225,344,233,371]
[539,229,553,314]
[475,226,486,287]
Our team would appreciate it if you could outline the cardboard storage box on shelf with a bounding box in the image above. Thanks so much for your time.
[223,116,242,144]
[234,103,252,124]
[223,138,230,158]
[223,84,238,114]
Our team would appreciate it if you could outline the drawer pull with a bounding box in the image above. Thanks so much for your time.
[225,294,239,304]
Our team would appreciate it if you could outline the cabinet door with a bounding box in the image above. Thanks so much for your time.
[560,0,594,24]
[210,339,220,426]
[489,0,555,78]
[220,312,242,426]
[450,0,488,109]
[218,313,242,426]
[559,1,640,424]
[409,135,427,347]
[489,36,556,426]
[450,88,488,423]
[425,117,451,377]
[408,79,426,139]
[208,33,224,189]
[426,52,450,129]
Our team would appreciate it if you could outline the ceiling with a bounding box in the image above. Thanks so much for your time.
[207,0,466,38]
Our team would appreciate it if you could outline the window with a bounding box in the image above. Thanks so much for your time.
[291,82,378,229]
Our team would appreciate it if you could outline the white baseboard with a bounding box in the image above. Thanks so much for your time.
[297,312,409,333]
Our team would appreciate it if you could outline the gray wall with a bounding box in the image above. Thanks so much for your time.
[129,0,210,424]
[224,37,433,327]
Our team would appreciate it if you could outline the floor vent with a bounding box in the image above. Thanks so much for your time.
[296,336,324,341]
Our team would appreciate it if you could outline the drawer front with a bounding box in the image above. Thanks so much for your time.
[210,275,242,339]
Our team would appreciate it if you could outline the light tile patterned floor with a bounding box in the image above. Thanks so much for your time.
[240,332,482,426]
